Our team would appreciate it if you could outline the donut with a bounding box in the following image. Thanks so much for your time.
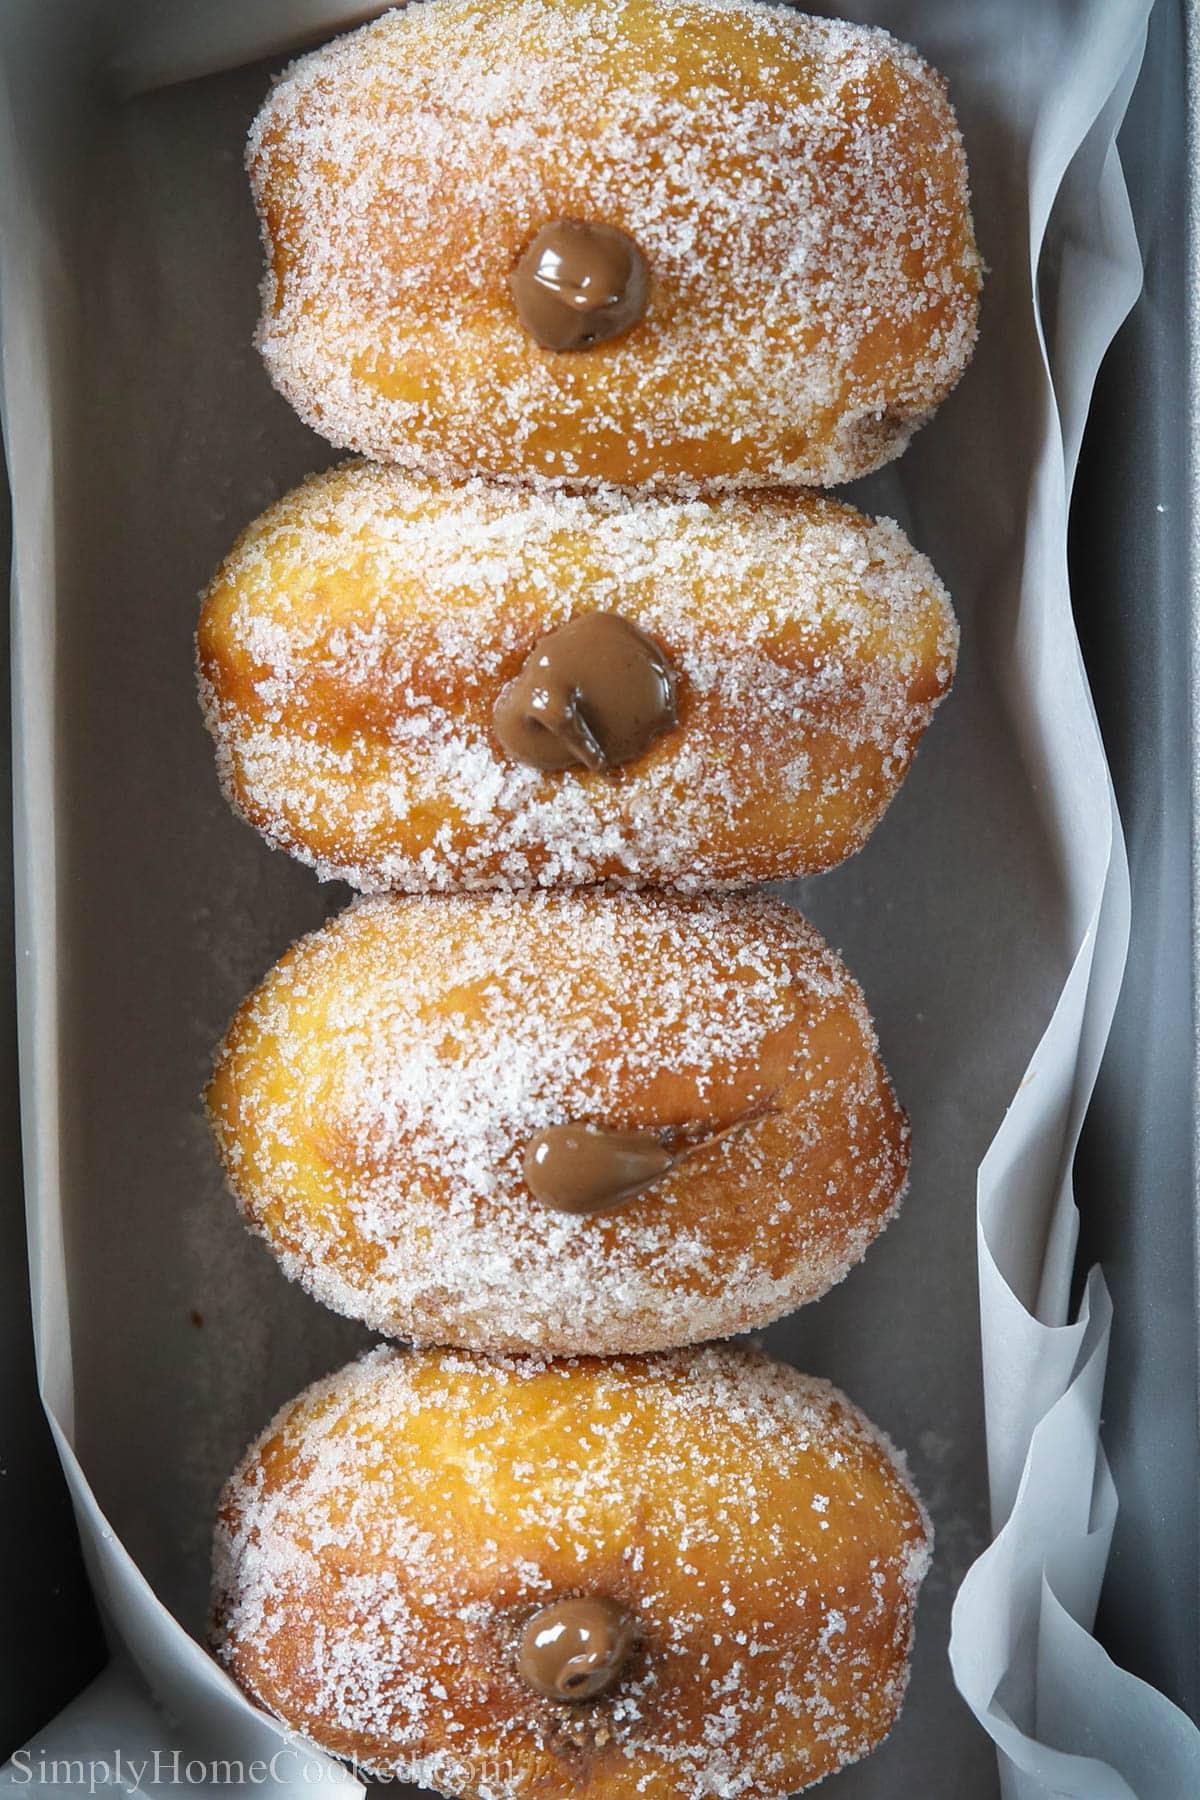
[205,891,909,1354]
[196,465,957,892]
[212,1343,933,1796]
[246,0,981,491]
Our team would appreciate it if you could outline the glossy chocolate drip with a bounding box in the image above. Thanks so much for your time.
[517,1597,636,1701]
[510,219,649,351]
[523,1125,675,1216]
[493,612,677,774]
[524,1108,777,1217]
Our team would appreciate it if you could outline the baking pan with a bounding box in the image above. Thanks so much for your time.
[1072,0,1199,1726]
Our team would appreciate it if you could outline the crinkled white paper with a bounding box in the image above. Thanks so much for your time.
[0,2,1196,1796]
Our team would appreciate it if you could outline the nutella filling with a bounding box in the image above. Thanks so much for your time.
[509,219,649,351]
[493,612,677,773]
[524,1111,776,1217]
[523,1126,675,1216]
[517,1597,636,1701]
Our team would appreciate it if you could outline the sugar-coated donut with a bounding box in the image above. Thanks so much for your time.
[212,1343,933,1797]
[205,891,909,1354]
[197,465,957,892]
[247,0,981,491]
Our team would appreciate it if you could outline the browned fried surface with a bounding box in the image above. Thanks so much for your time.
[206,891,909,1354]
[248,0,980,489]
[214,1344,932,1797]
[198,466,957,890]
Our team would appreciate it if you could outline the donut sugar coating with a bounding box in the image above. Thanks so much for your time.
[212,1343,933,1797]
[205,890,909,1354]
[246,0,981,491]
[196,464,957,892]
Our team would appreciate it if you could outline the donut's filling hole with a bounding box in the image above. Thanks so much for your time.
[523,1103,780,1216]
[492,611,679,774]
[509,219,650,352]
[517,1597,638,1702]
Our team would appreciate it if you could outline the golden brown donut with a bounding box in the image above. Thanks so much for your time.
[212,1343,933,1797]
[197,465,957,891]
[205,891,909,1354]
[247,0,981,491]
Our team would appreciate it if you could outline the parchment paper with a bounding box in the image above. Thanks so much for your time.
[0,1,1196,1795]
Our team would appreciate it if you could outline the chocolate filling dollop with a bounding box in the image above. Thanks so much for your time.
[493,612,677,773]
[524,1110,775,1217]
[517,1597,636,1701]
[523,1126,675,1216]
[510,219,649,351]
